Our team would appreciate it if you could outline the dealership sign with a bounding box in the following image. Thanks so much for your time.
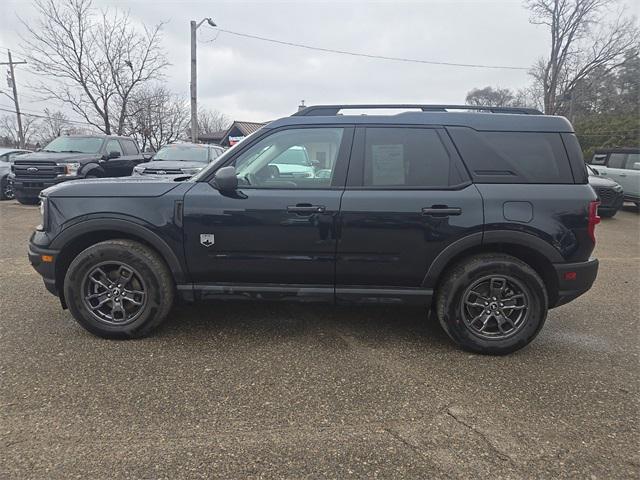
[229,136,245,146]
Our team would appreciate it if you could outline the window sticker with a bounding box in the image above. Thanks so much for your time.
[371,144,405,185]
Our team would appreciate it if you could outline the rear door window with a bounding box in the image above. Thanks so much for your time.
[360,127,465,188]
[120,139,139,156]
[447,128,574,183]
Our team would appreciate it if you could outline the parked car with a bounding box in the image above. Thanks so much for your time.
[588,147,640,207]
[132,143,224,178]
[9,135,150,205]
[587,165,624,217]
[28,104,599,355]
[0,148,31,200]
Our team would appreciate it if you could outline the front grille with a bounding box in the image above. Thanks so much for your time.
[595,187,618,207]
[144,168,182,175]
[13,160,63,180]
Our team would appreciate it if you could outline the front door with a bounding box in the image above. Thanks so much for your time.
[336,126,484,303]
[183,126,353,297]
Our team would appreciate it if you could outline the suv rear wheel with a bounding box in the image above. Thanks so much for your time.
[63,239,174,339]
[436,254,548,355]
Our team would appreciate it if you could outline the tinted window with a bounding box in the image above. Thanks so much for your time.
[625,153,640,169]
[121,139,138,155]
[105,139,124,155]
[447,128,573,183]
[232,128,344,189]
[363,128,460,187]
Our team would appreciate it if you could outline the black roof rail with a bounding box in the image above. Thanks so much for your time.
[293,104,543,116]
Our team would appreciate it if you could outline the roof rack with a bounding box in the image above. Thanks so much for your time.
[293,104,543,116]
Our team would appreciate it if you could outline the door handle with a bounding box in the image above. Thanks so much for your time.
[422,206,462,216]
[619,174,627,177]
[287,204,326,214]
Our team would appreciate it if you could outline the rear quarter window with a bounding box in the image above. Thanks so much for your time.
[447,127,574,184]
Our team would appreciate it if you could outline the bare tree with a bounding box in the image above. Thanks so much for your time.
[0,114,39,147]
[36,109,71,145]
[21,0,169,134]
[526,0,639,114]
[196,108,231,136]
[465,86,516,106]
[126,86,190,152]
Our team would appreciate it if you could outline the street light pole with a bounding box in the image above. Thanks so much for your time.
[190,18,216,144]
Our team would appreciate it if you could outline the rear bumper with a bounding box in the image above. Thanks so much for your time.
[28,232,60,296]
[551,258,599,308]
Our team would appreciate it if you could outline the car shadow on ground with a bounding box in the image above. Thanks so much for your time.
[158,300,454,350]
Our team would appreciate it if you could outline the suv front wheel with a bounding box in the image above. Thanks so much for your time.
[64,239,175,338]
[436,254,548,355]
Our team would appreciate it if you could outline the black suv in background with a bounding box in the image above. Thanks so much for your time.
[28,105,600,355]
[10,135,149,204]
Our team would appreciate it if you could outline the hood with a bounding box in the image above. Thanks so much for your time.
[588,174,621,189]
[16,151,99,163]
[139,160,207,171]
[43,176,182,198]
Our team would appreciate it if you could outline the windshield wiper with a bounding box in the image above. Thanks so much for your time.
[58,150,84,154]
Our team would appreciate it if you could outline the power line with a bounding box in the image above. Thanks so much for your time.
[203,28,530,71]
[0,105,95,127]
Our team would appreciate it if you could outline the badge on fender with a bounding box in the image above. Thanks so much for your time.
[200,234,215,247]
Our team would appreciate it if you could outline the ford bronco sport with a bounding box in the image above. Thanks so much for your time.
[28,104,600,355]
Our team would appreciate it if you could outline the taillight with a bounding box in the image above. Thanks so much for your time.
[588,200,600,243]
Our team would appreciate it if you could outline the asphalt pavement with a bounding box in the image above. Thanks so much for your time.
[0,200,638,479]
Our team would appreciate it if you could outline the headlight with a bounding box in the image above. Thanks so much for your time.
[57,162,80,176]
[181,167,203,175]
[613,184,623,192]
[133,166,145,175]
[37,194,48,231]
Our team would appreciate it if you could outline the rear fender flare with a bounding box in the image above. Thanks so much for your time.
[422,230,563,288]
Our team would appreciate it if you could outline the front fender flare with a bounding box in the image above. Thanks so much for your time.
[50,217,187,282]
[80,162,104,177]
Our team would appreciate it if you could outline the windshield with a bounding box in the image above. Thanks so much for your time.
[154,145,210,162]
[44,137,104,154]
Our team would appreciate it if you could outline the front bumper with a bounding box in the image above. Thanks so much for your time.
[28,232,60,296]
[551,258,599,307]
[10,174,81,198]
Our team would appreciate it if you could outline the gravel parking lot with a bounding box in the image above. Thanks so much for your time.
[1,200,638,479]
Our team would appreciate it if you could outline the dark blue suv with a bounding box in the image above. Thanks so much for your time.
[28,105,600,354]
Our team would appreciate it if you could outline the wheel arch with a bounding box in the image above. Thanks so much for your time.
[51,219,186,305]
[80,162,104,177]
[423,231,561,307]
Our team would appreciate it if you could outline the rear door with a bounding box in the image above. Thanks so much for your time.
[335,126,483,303]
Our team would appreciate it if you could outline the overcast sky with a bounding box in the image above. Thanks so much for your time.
[0,0,635,124]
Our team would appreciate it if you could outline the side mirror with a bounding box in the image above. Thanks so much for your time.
[108,151,121,159]
[213,166,238,192]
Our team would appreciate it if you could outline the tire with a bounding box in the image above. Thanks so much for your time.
[15,194,39,205]
[599,209,617,218]
[63,239,175,339]
[436,253,548,355]
[0,175,14,200]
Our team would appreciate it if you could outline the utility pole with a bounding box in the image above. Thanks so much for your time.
[1,50,27,148]
[190,17,216,144]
